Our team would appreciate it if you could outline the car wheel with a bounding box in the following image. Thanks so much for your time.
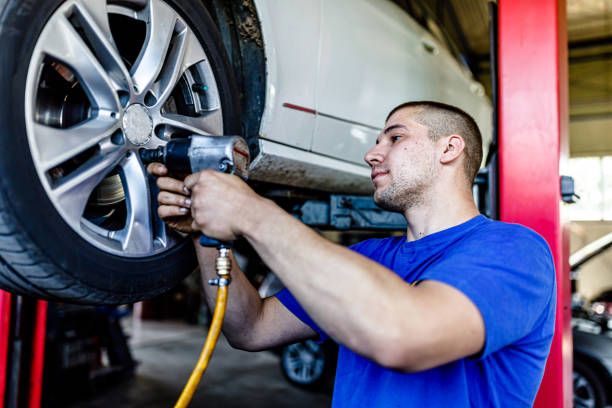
[0,0,240,304]
[281,340,328,388]
[573,359,607,408]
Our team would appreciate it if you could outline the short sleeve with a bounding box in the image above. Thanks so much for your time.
[275,288,329,343]
[419,225,556,359]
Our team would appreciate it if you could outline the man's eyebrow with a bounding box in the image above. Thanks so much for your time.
[383,124,408,134]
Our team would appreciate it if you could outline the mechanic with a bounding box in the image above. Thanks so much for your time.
[147,101,556,407]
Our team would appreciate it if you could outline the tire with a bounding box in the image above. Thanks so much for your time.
[573,359,607,408]
[0,0,241,304]
[280,340,334,389]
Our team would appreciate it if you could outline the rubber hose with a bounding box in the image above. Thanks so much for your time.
[174,285,228,408]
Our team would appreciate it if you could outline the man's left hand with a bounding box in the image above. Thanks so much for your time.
[184,170,266,241]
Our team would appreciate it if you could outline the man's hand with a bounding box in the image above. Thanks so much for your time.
[184,170,268,241]
[146,162,197,233]
[149,163,316,351]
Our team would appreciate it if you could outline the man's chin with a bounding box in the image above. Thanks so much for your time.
[373,193,403,214]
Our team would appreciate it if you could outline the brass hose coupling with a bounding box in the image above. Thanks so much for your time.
[208,247,232,287]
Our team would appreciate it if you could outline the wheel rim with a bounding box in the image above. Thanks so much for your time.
[25,0,224,257]
[283,340,326,384]
[573,370,597,408]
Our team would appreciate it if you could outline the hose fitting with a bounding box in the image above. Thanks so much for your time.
[208,247,232,286]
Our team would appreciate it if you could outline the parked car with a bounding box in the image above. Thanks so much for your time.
[572,318,612,408]
[571,231,612,407]
[0,0,491,304]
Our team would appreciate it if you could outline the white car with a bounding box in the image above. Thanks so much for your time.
[0,0,491,304]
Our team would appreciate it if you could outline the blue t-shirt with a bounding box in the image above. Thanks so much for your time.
[276,215,556,407]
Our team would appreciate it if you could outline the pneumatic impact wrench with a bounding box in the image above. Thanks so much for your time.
[139,135,250,407]
[139,134,250,249]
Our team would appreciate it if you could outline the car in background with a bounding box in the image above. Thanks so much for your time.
[0,0,491,304]
[572,317,612,408]
[571,231,612,408]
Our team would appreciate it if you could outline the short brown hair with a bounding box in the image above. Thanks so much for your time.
[386,101,483,183]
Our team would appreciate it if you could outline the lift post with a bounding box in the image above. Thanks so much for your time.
[0,290,47,408]
[0,290,11,405]
[497,0,572,406]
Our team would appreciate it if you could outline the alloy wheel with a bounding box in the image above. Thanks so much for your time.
[283,340,326,385]
[24,0,223,257]
[574,370,597,408]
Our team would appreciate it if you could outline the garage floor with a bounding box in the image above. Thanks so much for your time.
[70,319,332,408]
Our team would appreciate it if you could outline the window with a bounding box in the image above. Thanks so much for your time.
[568,156,612,220]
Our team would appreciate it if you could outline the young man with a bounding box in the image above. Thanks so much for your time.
[148,101,556,407]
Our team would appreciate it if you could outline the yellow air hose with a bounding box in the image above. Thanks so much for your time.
[174,248,232,408]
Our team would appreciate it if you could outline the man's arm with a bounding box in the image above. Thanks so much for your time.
[193,241,317,351]
[186,171,486,372]
[148,163,317,351]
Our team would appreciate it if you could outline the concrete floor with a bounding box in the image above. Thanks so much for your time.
[71,320,332,408]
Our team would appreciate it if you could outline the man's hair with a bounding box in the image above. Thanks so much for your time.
[386,101,483,183]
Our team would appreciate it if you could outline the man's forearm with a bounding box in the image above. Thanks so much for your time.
[192,237,265,349]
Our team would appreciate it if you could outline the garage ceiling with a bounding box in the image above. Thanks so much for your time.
[443,0,612,156]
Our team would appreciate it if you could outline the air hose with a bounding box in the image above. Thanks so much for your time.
[174,247,232,408]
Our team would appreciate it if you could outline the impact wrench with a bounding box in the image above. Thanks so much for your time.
[140,135,250,408]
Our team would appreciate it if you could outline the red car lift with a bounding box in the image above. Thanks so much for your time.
[0,291,11,403]
[0,293,46,407]
[498,0,572,407]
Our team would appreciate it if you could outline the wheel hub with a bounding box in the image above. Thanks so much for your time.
[300,351,314,364]
[122,104,153,146]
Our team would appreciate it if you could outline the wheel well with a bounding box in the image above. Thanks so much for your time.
[574,352,612,402]
[200,0,266,159]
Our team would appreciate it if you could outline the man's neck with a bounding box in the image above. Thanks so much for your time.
[403,184,479,242]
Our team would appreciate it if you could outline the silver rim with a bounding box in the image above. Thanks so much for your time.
[573,370,597,408]
[283,340,326,385]
[25,0,223,257]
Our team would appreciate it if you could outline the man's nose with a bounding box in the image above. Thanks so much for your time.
[364,144,385,167]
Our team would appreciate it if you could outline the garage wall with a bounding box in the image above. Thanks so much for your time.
[570,118,612,157]
[570,221,612,299]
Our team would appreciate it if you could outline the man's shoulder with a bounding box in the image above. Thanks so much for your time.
[448,219,556,294]
[464,218,551,254]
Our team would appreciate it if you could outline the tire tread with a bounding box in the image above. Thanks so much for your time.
[0,191,117,303]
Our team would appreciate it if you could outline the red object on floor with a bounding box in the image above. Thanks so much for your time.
[28,300,47,408]
[0,290,11,406]
[498,0,572,407]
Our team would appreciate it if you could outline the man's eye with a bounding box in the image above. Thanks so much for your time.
[391,135,402,142]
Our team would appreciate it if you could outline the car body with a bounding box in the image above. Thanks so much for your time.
[249,0,491,193]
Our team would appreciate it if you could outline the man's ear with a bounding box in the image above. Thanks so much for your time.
[439,134,466,164]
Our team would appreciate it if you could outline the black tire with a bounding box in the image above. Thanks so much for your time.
[573,359,607,408]
[0,0,241,304]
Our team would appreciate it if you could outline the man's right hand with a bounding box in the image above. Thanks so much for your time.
[148,163,317,352]
[146,162,197,233]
